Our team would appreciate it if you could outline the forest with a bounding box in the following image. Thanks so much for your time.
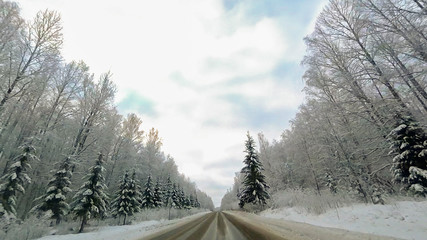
[222,0,427,210]
[0,0,214,236]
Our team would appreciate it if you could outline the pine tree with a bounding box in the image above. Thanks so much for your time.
[172,184,180,207]
[0,142,38,219]
[71,153,109,233]
[194,193,200,208]
[129,171,142,213]
[184,195,191,210]
[388,116,427,196]
[166,183,180,220]
[238,132,270,208]
[176,185,185,209]
[111,171,140,225]
[141,175,155,209]
[36,156,73,224]
[153,178,163,208]
[163,175,173,207]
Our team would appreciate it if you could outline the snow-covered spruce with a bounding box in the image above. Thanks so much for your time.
[163,183,181,220]
[184,195,191,210]
[111,171,141,225]
[129,171,142,212]
[71,153,109,233]
[177,185,186,209]
[409,167,427,196]
[194,193,201,208]
[388,116,427,196]
[179,186,191,209]
[141,174,156,209]
[238,132,270,208]
[0,142,38,219]
[153,178,163,208]
[189,193,201,208]
[35,156,73,224]
[170,183,181,209]
[163,175,173,207]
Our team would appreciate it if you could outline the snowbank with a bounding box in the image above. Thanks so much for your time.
[260,201,427,240]
[34,220,162,240]
[34,212,208,240]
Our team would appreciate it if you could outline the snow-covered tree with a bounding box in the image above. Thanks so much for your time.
[129,171,142,212]
[171,184,180,207]
[238,132,270,208]
[176,185,185,209]
[325,172,338,194]
[0,0,214,221]
[153,178,163,208]
[111,171,130,220]
[408,167,427,197]
[194,193,201,208]
[163,175,173,207]
[35,156,73,224]
[141,175,155,209]
[0,142,38,218]
[111,171,140,225]
[388,116,427,196]
[183,195,191,210]
[166,183,181,220]
[71,153,109,233]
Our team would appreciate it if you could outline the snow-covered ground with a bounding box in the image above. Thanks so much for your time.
[260,201,427,240]
[34,212,208,240]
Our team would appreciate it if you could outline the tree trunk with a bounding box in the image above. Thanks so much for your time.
[123,215,127,225]
[301,136,321,196]
[78,215,87,233]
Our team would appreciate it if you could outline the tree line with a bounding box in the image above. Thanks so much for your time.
[223,0,427,208]
[0,0,214,228]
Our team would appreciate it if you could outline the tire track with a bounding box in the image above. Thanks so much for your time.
[222,212,288,240]
[143,212,216,240]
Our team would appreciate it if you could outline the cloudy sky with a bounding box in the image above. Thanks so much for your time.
[16,0,326,206]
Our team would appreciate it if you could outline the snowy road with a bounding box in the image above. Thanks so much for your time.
[142,211,400,240]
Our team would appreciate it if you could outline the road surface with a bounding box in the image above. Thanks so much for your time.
[142,211,401,240]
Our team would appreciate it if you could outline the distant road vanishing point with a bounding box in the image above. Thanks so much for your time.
[142,211,400,240]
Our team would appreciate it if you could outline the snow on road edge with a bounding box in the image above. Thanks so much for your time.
[260,201,427,240]
[34,211,209,240]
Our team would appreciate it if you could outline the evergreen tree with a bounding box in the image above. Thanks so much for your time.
[170,183,179,208]
[153,178,163,208]
[163,175,173,207]
[184,195,191,209]
[388,116,427,196]
[0,142,38,218]
[129,171,142,213]
[166,183,180,220]
[111,171,140,225]
[141,175,155,209]
[71,153,109,233]
[176,185,185,209]
[238,132,270,208]
[35,156,73,224]
[194,193,200,208]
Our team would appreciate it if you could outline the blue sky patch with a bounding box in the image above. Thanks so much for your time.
[117,91,157,117]
[220,93,295,129]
